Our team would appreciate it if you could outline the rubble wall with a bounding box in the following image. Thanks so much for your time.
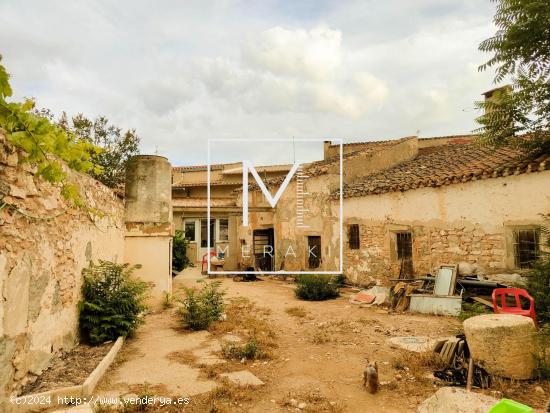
[341,171,550,286]
[0,133,125,406]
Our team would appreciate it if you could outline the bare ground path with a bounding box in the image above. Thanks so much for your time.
[95,267,464,412]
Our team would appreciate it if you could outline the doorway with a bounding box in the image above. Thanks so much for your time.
[200,218,215,259]
[253,228,274,271]
[307,236,321,269]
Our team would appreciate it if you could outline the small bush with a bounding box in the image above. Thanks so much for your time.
[180,281,225,330]
[222,336,259,360]
[172,230,191,272]
[295,274,340,301]
[162,292,174,309]
[285,306,307,318]
[79,261,148,345]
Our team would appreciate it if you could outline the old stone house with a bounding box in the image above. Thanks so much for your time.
[182,135,550,286]
[171,162,292,269]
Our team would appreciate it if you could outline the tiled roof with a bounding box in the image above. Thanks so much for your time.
[253,137,414,190]
[172,198,237,208]
[221,164,293,175]
[336,143,550,198]
[173,180,240,188]
[173,164,224,172]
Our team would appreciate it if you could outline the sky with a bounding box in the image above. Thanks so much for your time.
[0,0,498,166]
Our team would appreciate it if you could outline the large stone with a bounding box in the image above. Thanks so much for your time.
[416,387,498,413]
[464,314,536,379]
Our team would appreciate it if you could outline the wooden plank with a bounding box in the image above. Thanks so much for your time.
[472,296,493,308]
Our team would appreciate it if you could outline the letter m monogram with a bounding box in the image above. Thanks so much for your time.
[242,160,300,227]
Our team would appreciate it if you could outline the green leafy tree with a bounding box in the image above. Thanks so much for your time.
[476,0,550,155]
[79,261,149,344]
[0,55,100,206]
[59,113,140,188]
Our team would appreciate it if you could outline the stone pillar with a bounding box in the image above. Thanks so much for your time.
[124,155,173,308]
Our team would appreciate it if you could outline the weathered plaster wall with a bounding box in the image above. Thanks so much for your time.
[340,171,550,286]
[0,134,125,408]
[125,155,173,308]
[238,174,339,272]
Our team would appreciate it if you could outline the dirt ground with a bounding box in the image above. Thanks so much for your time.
[92,267,546,412]
[19,342,112,396]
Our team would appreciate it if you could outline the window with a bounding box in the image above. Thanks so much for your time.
[307,236,322,269]
[514,228,540,269]
[218,218,229,241]
[348,224,360,249]
[184,220,195,241]
[396,232,412,260]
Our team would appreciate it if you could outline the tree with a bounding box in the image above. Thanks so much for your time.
[59,113,140,189]
[476,0,550,156]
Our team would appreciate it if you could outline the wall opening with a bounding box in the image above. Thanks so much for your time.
[307,235,322,269]
[348,224,360,250]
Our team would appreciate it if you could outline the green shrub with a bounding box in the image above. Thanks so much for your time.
[172,230,191,272]
[534,324,550,380]
[222,336,259,360]
[79,261,148,345]
[180,281,225,330]
[295,274,340,301]
[521,218,550,325]
[458,302,491,321]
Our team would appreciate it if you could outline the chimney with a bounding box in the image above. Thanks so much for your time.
[323,140,332,160]
[482,85,512,115]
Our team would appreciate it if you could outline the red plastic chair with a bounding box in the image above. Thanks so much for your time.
[492,288,538,327]
[201,251,217,273]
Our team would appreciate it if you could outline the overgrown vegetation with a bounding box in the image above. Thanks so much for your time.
[476,0,550,155]
[222,336,259,360]
[521,219,550,325]
[285,306,308,318]
[79,261,148,345]
[295,274,340,301]
[210,297,277,360]
[172,230,191,272]
[0,55,100,207]
[533,324,550,380]
[180,282,225,330]
[458,302,492,321]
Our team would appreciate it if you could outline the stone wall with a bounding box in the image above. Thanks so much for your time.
[0,133,125,407]
[343,221,508,286]
[341,170,550,286]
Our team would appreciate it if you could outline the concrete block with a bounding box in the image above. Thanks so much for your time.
[409,294,461,316]
[82,336,124,397]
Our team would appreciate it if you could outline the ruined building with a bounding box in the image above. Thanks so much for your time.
[173,134,550,285]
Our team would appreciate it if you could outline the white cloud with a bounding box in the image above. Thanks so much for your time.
[243,25,342,80]
[0,0,497,166]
